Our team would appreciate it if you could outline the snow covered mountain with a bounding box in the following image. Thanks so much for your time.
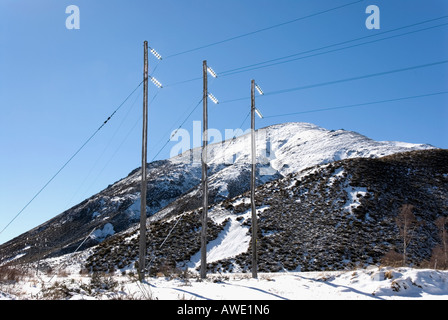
[84,148,448,274]
[0,122,437,267]
[154,122,434,221]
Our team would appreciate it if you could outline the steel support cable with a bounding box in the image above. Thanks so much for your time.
[150,97,204,162]
[149,94,203,155]
[0,81,144,235]
[143,98,209,271]
[205,109,252,186]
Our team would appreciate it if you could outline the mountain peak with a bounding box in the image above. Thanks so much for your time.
[0,122,437,267]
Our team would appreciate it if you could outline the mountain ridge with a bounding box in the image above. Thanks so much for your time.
[0,122,438,268]
[84,148,448,274]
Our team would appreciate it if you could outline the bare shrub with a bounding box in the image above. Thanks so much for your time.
[434,216,448,268]
[384,270,394,280]
[381,250,403,267]
[0,265,28,283]
[88,272,118,293]
[395,204,422,266]
[423,216,448,269]
[426,246,448,269]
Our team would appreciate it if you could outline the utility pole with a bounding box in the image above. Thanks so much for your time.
[250,79,258,279]
[200,60,209,280]
[139,40,149,282]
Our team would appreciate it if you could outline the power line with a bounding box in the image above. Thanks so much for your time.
[262,91,448,118]
[148,92,202,156]
[167,16,448,86]
[64,85,162,211]
[220,18,448,77]
[220,60,448,104]
[64,87,143,209]
[150,97,203,161]
[164,16,448,87]
[164,0,364,59]
[0,81,144,236]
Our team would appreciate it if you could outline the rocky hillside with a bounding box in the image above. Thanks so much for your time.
[84,149,448,274]
[0,122,436,267]
[0,159,202,265]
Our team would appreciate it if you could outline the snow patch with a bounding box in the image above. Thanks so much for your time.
[187,216,250,268]
[2,265,447,300]
[90,223,115,242]
[126,197,149,219]
[344,186,367,213]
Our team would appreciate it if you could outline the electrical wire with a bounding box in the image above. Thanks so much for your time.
[152,61,448,163]
[0,81,144,235]
[150,97,204,162]
[164,0,364,59]
[220,19,448,77]
[164,16,448,87]
[220,60,448,104]
[65,88,143,208]
[262,91,448,118]
[3,6,446,242]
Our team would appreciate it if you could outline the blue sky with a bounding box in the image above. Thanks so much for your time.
[0,0,447,245]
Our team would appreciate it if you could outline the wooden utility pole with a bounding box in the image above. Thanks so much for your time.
[200,60,209,279]
[250,79,258,279]
[139,40,149,282]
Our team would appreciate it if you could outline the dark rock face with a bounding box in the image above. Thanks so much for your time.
[84,149,448,273]
[0,159,202,265]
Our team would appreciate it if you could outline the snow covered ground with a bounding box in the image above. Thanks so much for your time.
[0,123,442,304]
[1,266,447,300]
[2,187,447,301]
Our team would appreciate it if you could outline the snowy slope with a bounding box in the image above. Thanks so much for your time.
[0,122,435,266]
[2,234,448,300]
[2,260,447,300]
[1,146,446,301]
[83,149,447,278]
[204,122,433,176]
[152,122,434,221]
